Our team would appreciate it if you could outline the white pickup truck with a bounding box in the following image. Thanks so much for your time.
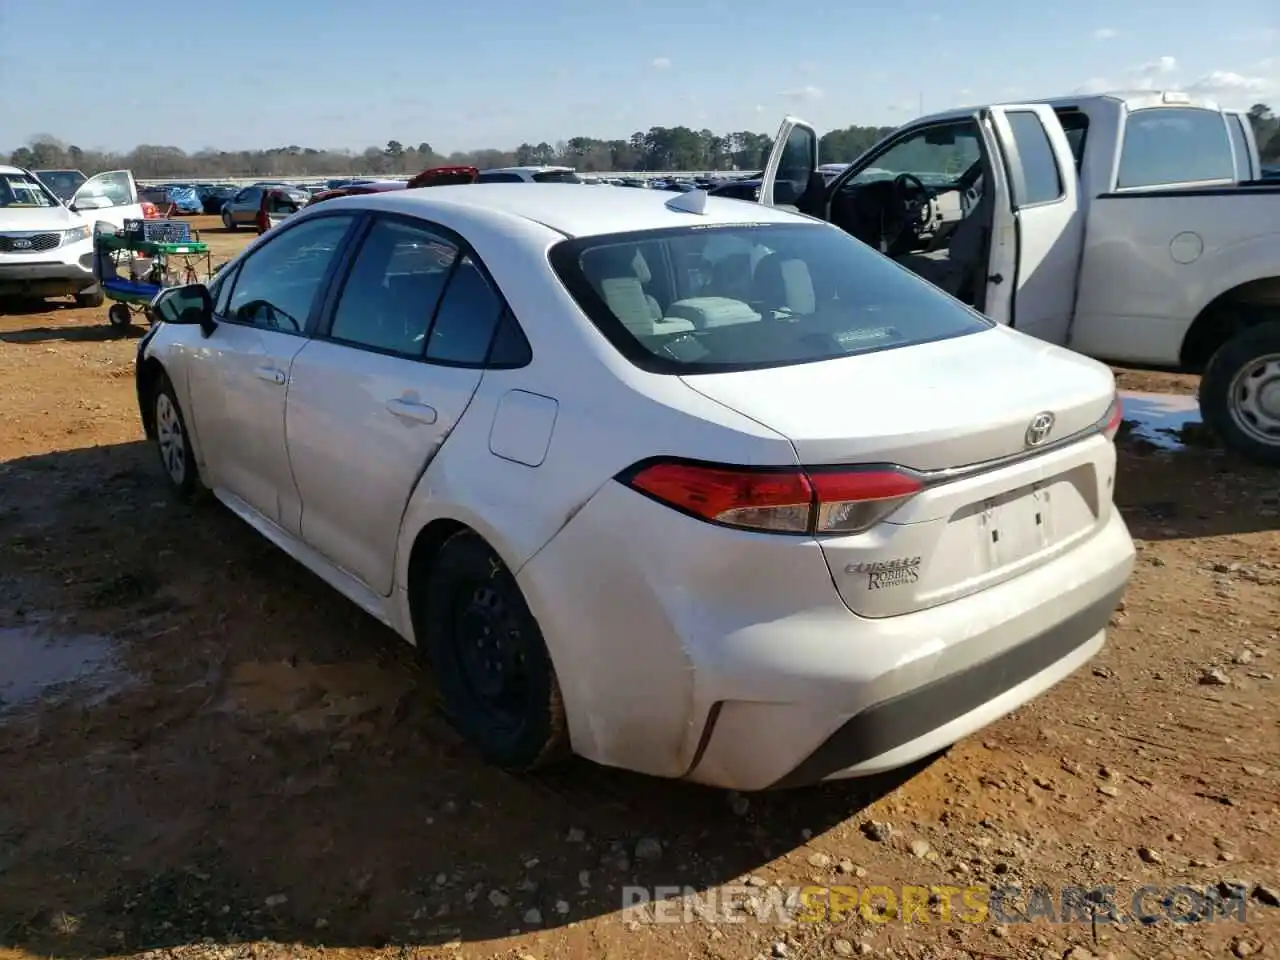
[759,91,1280,463]
[0,165,144,307]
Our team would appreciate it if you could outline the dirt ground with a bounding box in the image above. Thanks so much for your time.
[0,216,1276,960]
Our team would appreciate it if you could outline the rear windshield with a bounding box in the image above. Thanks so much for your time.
[532,170,581,183]
[549,223,990,373]
[1116,107,1235,188]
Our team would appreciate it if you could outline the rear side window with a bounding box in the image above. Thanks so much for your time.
[1227,114,1255,180]
[1117,108,1234,188]
[549,223,990,374]
[478,172,523,183]
[424,255,506,365]
[1004,111,1064,205]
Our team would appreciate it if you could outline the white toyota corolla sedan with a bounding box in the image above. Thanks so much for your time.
[137,183,1135,790]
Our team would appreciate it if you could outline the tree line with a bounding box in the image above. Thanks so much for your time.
[6,106,1275,180]
[3,124,895,180]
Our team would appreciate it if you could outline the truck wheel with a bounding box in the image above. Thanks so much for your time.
[74,286,105,308]
[1199,320,1280,466]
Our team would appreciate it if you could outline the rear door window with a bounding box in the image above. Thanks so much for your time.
[1004,111,1064,205]
[327,217,459,356]
[1116,108,1235,188]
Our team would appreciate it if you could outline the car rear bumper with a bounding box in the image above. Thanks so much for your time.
[517,479,1134,791]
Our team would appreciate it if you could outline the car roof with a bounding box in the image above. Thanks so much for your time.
[346,182,810,238]
[0,164,31,176]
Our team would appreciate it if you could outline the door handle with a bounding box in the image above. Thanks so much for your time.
[987,273,1004,284]
[253,365,286,385]
[385,398,438,424]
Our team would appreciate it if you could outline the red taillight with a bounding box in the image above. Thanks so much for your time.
[1100,394,1123,442]
[620,460,923,535]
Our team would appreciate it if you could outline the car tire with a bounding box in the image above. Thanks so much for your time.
[1199,319,1280,466]
[222,211,236,231]
[107,303,132,328]
[74,286,105,308]
[152,372,205,500]
[420,530,568,771]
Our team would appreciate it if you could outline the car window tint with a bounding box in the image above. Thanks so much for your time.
[1054,110,1090,172]
[1117,108,1234,188]
[225,215,354,332]
[532,170,581,183]
[486,307,533,367]
[478,172,523,183]
[425,254,505,364]
[1005,111,1064,205]
[329,218,459,356]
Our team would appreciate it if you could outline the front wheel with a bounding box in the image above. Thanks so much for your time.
[419,531,568,771]
[1199,320,1280,466]
[153,373,204,499]
[222,211,237,231]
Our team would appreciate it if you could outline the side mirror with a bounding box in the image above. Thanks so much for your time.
[151,283,216,338]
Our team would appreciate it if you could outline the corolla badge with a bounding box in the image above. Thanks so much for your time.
[1025,412,1055,447]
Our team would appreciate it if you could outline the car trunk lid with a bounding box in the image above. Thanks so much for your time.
[680,327,1120,617]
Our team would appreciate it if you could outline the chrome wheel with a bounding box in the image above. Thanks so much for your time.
[155,392,187,486]
[1227,352,1280,447]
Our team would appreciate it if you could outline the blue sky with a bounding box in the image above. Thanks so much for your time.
[0,0,1275,154]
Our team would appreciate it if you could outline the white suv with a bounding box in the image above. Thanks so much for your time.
[0,165,143,306]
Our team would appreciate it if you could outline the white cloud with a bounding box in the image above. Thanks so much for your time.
[1232,27,1276,43]
[650,56,671,69]
[1093,27,1117,40]
[779,85,824,102]
[1185,70,1273,97]
[1140,56,1178,76]
[1073,77,1113,94]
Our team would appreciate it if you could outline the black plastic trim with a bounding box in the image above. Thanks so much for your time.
[766,584,1125,789]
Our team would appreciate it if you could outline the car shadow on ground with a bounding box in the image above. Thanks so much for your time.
[0,296,84,317]
[1114,431,1279,542]
[0,321,146,344]
[0,441,933,957]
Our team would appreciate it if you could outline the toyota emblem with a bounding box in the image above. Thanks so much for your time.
[1025,412,1055,447]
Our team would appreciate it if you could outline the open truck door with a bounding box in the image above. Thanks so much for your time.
[979,103,1082,344]
[759,117,823,213]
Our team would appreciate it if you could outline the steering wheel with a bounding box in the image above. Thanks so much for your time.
[885,173,939,254]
